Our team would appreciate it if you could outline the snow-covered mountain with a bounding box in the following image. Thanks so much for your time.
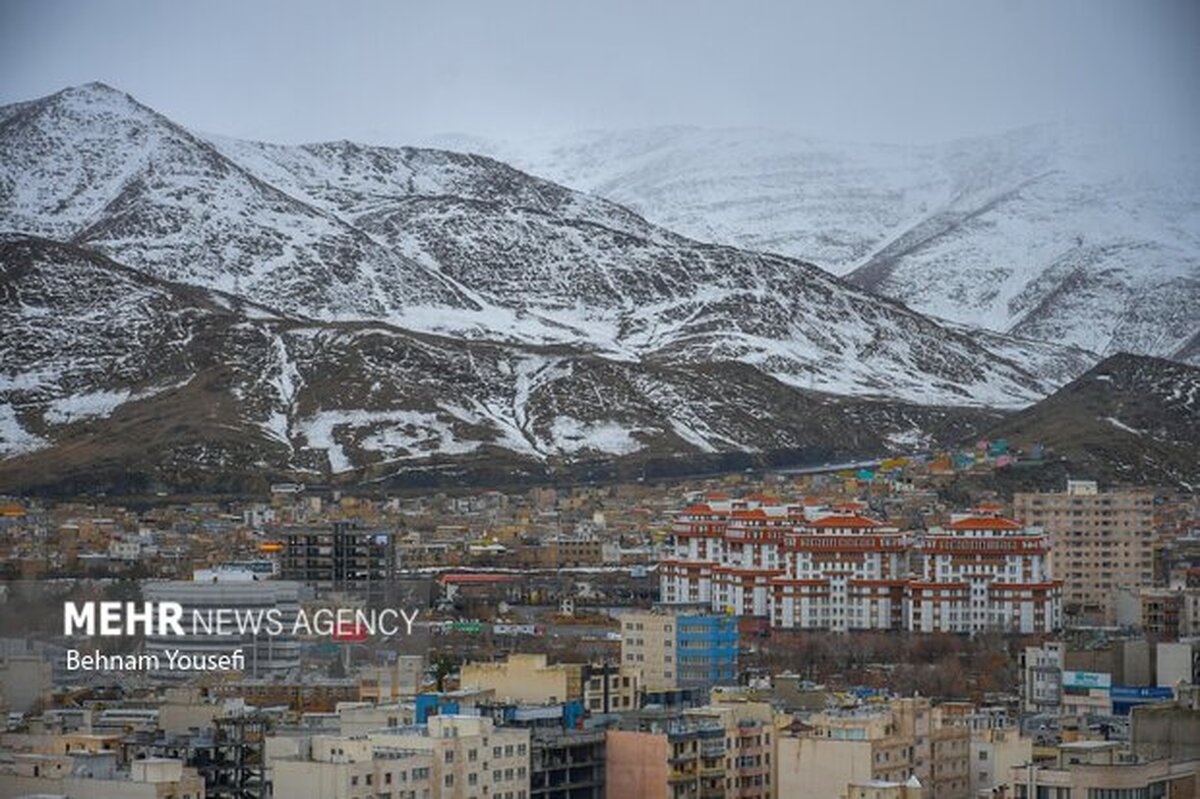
[0,83,1127,489]
[0,234,1000,493]
[454,125,1200,362]
[0,82,1084,411]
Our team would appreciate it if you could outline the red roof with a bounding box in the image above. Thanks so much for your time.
[805,515,882,529]
[730,508,771,520]
[946,517,1023,531]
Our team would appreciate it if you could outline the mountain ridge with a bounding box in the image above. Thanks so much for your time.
[0,82,1088,409]
[453,124,1199,362]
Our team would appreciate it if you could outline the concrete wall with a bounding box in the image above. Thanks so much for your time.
[605,729,667,799]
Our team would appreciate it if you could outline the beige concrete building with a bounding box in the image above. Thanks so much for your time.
[686,700,775,799]
[0,752,205,798]
[1008,741,1199,798]
[968,725,1032,798]
[371,715,530,799]
[621,609,678,692]
[604,728,671,799]
[1014,480,1156,625]
[776,698,969,799]
[359,655,427,702]
[272,735,433,799]
[459,653,583,705]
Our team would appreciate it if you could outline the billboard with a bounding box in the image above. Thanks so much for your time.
[1062,670,1111,690]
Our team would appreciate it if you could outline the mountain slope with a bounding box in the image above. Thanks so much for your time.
[0,83,1081,409]
[988,353,1200,490]
[460,125,1199,362]
[0,235,1000,493]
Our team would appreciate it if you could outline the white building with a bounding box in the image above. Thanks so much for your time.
[909,508,1061,635]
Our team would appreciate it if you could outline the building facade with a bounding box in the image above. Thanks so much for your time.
[661,499,1062,634]
[1014,480,1156,625]
[909,509,1061,634]
[620,609,738,693]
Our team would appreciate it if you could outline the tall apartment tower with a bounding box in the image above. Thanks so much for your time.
[1014,480,1156,625]
[281,521,396,599]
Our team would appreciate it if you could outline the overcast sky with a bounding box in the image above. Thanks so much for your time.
[1,0,1197,147]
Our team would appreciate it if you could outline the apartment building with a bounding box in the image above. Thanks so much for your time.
[661,499,1062,634]
[1021,641,1065,714]
[776,698,970,799]
[909,508,1061,635]
[1009,741,1199,798]
[1014,480,1156,625]
[371,715,530,799]
[774,508,909,631]
[606,712,727,799]
[280,521,396,597]
[582,661,641,714]
[272,736,434,799]
[684,701,775,799]
[620,608,738,693]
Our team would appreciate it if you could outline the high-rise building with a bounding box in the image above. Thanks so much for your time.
[280,521,395,598]
[1021,641,1065,714]
[1014,480,1156,625]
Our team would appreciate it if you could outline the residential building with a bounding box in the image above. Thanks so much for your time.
[582,662,641,714]
[773,507,909,632]
[909,508,1060,635]
[620,608,738,693]
[1021,642,1065,714]
[280,521,395,597]
[606,712,726,799]
[371,715,530,799]
[661,500,1062,634]
[967,725,1032,798]
[460,653,584,706]
[685,700,775,799]
[1014,480,1156,625]
[272,736,434,799]
[776,698,970,799]
[1008,741,1199,798]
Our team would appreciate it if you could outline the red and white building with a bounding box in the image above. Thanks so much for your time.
[661,498,1062,634]
[909,507,1062,634]
[772,506,909,631]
